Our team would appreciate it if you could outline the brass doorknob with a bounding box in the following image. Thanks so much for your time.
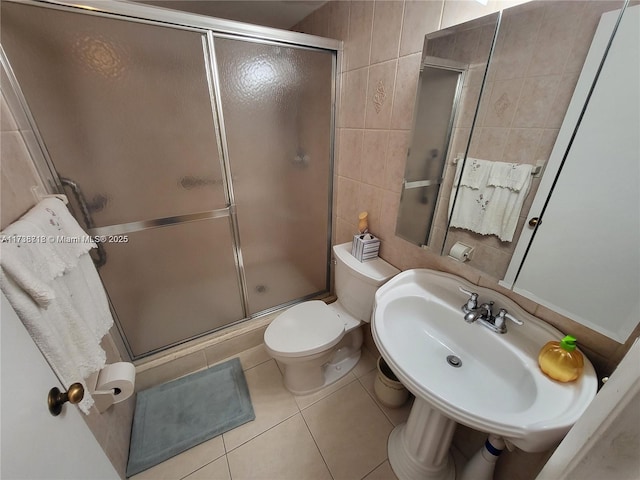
[48,382,84,416]
[528,217,540,227]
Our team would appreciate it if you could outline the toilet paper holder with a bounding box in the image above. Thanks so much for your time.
[87,362,136,413]
[448,242,474,262]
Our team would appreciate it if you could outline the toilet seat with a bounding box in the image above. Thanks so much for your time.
[264,301,345,358]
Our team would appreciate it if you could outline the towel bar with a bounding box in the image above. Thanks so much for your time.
[452,157,542,177]
[31,185,68,205]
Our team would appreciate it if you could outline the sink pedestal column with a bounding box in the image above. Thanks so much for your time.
[388,397,456,480]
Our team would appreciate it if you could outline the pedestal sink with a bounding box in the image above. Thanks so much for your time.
[371,269,597,480]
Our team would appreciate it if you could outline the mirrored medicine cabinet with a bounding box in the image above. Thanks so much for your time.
[396,0,639,343]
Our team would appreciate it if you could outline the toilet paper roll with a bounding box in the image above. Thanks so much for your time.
[448,242,473,262]
[95,362,136,404]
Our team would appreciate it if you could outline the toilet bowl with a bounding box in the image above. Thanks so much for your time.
[264,242,400,395]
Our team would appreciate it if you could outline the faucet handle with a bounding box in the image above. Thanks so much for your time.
[459,286,479,312]
[495,308,523,330]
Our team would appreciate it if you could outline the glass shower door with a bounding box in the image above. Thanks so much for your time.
[1,2,245,357]
[214,38,334,314]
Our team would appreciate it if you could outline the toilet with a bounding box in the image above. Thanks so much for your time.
[264,242,400,395]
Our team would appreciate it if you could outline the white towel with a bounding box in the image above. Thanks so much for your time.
[449,160,533,242]
[453,157,493,189]
[0,199,114,414]
[487,162,533,191]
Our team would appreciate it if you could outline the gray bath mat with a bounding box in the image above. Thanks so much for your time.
[126,358,254,477]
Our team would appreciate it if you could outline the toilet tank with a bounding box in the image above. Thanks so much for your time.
[332,242,400,322]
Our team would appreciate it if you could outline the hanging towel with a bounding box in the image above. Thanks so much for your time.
[0,198,114,414]
[453,157,493,189]
[487,162,533,191]
[448,160,533,242]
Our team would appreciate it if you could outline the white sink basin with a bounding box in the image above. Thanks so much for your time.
[372,269,598,479]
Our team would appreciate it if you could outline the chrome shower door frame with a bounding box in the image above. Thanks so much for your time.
[3,0,340,359]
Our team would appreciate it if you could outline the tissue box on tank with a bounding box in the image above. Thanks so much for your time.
[352,234,380,262]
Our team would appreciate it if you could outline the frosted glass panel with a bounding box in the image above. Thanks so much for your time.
[1,3,226,227]
[215,38,333,314]
[99,218,244,357]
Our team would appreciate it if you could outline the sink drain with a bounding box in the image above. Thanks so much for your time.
[446,355,462,368]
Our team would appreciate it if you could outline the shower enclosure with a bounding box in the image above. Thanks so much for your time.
[1,0,338,358]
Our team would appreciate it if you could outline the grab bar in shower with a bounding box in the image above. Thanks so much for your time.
[59,177,107,269]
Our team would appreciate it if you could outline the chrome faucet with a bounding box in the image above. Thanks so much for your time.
[458,286,523,334]
[464,302,494,324]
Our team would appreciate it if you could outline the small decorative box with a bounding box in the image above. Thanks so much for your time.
[352,233,380,262]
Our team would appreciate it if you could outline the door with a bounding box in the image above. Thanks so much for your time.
[1,293,118,479]
[509,5,640,343]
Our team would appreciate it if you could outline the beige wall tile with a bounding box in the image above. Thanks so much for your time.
[502,128,543,164]
[370,1,404,65]
[336,175,360,223]
[535,129,560,164]
[483,79,523,128]
[390,53,421,129]
[513,75,562,128]
[378,189,401,241]
[362,129,388,187]
[336,216,357,244]
[545,71,580,129]
[310,3,330,37]
[346,1,374,71]
[565,1,625,73]
[456,82,484,129]
[357,183,383,234]
[365,59,397,129]
[526,2,584,77]
[399,1,443,56]
[468,127,509,160]
[328,1,350,41]
[337,128,364,180]
[339,68,369,128]
[384,129,411,193]
[1,131,40,229]
[490,4,544,81]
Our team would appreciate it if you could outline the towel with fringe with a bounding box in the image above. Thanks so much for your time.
[0,198,113,414]
[449,160,533,242]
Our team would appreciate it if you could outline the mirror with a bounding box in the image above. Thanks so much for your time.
[397,0,626,280]
[396,13,499,249]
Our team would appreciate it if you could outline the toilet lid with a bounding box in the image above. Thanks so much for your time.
[264,301,345,358]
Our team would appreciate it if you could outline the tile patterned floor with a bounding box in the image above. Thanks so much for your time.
[130,346,412,480]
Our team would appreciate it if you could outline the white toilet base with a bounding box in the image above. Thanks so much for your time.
[282,349,361,396]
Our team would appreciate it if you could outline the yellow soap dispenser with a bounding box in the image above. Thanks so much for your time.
[538,335,584,382]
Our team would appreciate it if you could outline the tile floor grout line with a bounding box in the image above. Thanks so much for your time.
[299,407,337,480]
[360,458,391,480]
[296,375,359,412]
[223,409,300,455]
[355,376,397,429]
